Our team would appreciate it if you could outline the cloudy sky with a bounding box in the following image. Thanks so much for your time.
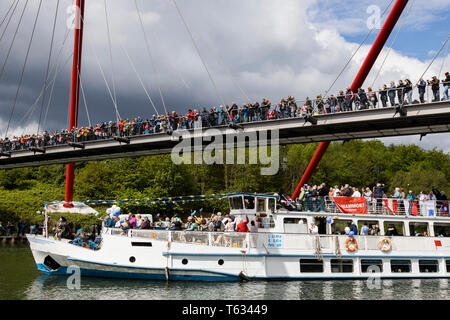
[0,0,449,151]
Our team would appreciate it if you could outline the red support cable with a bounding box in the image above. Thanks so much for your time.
[64,0,85,207]
[292,0,409,200]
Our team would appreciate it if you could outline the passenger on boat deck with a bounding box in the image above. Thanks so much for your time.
[350,221,358,234]
[249,220,258,233]
[309,222,319,235]
[344,224,350,235]
[360,224,369,235]
[139,217,152,230]
[185,216,199,231]
[199,218,208,231]
[208,215,218,232]
[385,225,398,236]
[103,215,115,228]
[136,214,143,228]
[370,224,380,236]
[223,217,236,232]
[236,216,250,233]
[128,213,137,229]
[113,216,121,228]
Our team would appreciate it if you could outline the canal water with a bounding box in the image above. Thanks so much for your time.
[1,244,450,300]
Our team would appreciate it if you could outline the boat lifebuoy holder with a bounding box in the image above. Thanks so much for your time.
[345,237,358,252]
[378,238,392,252]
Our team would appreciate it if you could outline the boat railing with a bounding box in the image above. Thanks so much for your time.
[107,228,446,252]
[312,197,450,217]
[126,228,251,249]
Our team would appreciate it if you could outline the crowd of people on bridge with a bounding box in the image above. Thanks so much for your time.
[1,73,448,154]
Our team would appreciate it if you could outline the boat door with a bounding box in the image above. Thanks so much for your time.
[315,217,327,235]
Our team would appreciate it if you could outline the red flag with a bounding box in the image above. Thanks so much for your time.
[435,240,442,247]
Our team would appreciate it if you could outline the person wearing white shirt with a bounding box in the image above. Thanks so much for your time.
[309,223,319,234]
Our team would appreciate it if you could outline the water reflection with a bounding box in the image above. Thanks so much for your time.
[3,247,450,300]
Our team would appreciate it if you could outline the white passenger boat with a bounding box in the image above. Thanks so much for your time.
[27,193,450,281]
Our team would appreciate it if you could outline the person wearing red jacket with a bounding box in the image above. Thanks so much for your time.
[236,216,250,233]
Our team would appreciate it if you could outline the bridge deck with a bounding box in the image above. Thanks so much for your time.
[0,102,449,169]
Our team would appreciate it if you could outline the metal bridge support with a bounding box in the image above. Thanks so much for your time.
[64,0,85,207]
[292,0,409,200]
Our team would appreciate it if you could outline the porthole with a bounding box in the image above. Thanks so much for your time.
[129,256,136,263]
[182,258,188,265]
[218,259,224,266]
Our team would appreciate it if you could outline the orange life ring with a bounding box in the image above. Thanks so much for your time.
[150,232,157,239]
[378,238,392,252]
[345,237,358,252]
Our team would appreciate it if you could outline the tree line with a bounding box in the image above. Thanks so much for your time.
[0,140,448,225]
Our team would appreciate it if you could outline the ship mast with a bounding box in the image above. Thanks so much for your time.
[292,0,409,200]
[64,0,85,208]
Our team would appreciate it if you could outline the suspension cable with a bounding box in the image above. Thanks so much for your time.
[20,52,73,134]
[43,30,73,131]
[0,0,29,79]
[37,0,60,135]
[193,28,253,103]
[79,76,92,127]
[417,36,450,83]
[120,42,160,116]
[170,0,227,108]
[104,0,118,109]
[438,38,449,80]
[4,0,42,139]
[0,0,18,37]
[134,0,168,115]
[323,0,395,96]
[79,14,121,122]
[149,22,200,108]
[370,0,415,88]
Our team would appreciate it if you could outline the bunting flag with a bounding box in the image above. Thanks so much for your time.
[80,193,228,206]
[383,199,398,214]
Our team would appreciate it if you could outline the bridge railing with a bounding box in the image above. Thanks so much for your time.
[0,82,448,155]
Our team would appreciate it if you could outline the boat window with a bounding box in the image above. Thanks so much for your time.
[446,260,450,273]
[284,218,307,224]
[229,196,244,210]
[434,223,450,237]
[268,198,275,213]
[300,259,324,273]
[331,219,353,235]
[257,198,266,212]
[331,259,353,273]
[409,222,429,237]
[361,259,383,273]
[384,221,404,236]
[244,196,255,210]
[357,220,379,235]
[391,260,411,273]
[419,260,439,273]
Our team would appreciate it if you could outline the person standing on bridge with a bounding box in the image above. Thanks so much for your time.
[388,81,397,106]
[379,84,388,108]
[429,76,440,102]
[404,79,413,105]
[397,80,405,105]
[417,78,427,103]
[443,72,450,101]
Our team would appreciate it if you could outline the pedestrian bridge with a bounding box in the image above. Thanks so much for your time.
[0,101,449,169]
